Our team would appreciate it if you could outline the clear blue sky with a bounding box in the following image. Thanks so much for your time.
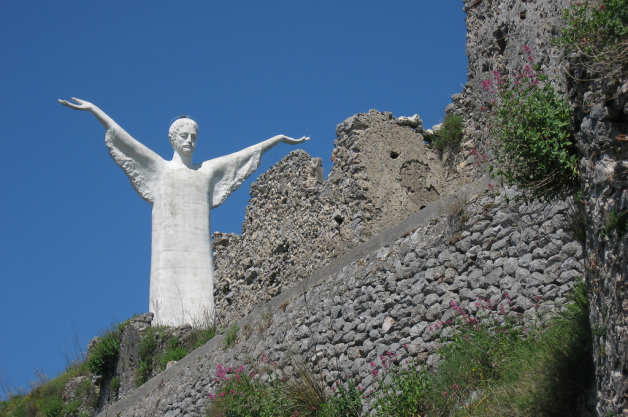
[0,1,467,396]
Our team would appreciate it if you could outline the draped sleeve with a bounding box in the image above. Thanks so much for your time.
[207,145,264,209]
[104,127,165,204]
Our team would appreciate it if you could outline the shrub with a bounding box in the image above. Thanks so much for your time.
[207,364,287,417]
[370,354,431,417]
[86,329,120,377]
[486,46,579,201]
[558,0,628,69]
[326,379,362,417]
[158,337,189,367]
[432,114,464,151]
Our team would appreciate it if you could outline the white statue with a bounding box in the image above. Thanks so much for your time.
[59,98,309,327]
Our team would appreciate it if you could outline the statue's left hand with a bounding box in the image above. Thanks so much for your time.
[282,135,310,145]
[58,97,95,111]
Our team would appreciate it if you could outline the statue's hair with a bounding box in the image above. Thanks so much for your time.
[169,117,198,144]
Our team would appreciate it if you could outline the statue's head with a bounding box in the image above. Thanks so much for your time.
[169,117,198,156]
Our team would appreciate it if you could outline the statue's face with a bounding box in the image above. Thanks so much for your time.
[172,125,198,156]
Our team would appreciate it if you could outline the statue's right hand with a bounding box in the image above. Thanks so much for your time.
[58,97,94,111]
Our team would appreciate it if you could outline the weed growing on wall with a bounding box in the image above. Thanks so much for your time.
[369,353,431,417]
[86,327,120,377]
[158,337,189,367]
[432,113,464,151]
[558,0,628,70]
[222,323,240,349]
[207,357,362,417]
[485,46,579,201]
[207,364,288,417]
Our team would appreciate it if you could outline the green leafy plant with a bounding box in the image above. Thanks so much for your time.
[432,113,464,151]
[136,327,160,386]
[109,376,121,393]
[207,364,287,417]
[558,0,628,70]
[606,208,628,237]
[486,46,579,201]
[190,326,217,350]
[370,355,431,417]
[86,328,120,377]
[222,323,240,349]
[158,337,189,367]
[326,380,362,417]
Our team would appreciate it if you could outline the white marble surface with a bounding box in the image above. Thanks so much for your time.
[59,98,309,327]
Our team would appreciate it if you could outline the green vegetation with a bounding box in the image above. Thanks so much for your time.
[207,283,593,417]
[222,323,240,349]
[606,208,628,237]
[109,376,121,394]
[86,327,120,377]
[369,282,593,416]
[432,114,464,151]
[370,356,431,416]
[0,364,96,417]
[158,337,189,368]
[190,327,217,350]
[207,360,362,417]
[486,47,579,201]
[558,0,628,69]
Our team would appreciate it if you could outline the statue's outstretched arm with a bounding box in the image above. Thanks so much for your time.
[59,97,164,203]
[58,98,119,131]
[208,134,310,208]
[260,135,311,152]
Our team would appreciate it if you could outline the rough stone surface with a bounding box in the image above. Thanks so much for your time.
[212,110,469,327]
[459,0,628,414]
[97,180,584,416]
[86,0,628,414]
[570,68,628,416]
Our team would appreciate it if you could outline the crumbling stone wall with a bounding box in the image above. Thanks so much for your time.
[460,0,628,413]
[97,180,585,416]
[570,70,628,415]
[459,0,570,156]
[213,110,468,327]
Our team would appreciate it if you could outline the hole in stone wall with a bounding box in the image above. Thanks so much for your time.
[334,214,344,225]
[520,11,526,20]
[390,151,400,159]
[493,26,509,53]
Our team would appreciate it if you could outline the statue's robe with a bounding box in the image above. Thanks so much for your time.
[104,126,263,327]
